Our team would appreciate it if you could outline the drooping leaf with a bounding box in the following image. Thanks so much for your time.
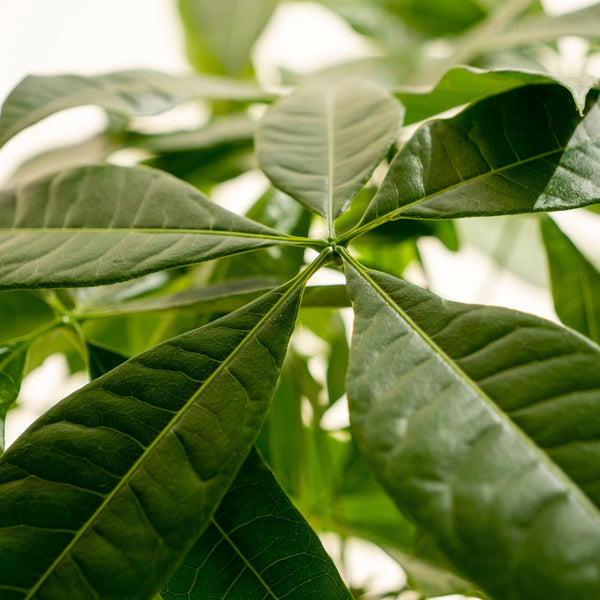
[0,342,29,453]
[0,267,314,600]
[256,79,403,233]
[396,65,596,124]
[0,70,269,148]
[351,84,600,237]
[0,164,300,289]
[540,216,600,343]
[161,447,353,599]
[178,0,277,76]
[343,256,600,599]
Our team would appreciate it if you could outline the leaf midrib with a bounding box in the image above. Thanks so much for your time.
[341,248,600,532]
[24,253,327,600]
[212,519,278,600]
[339,125,600,243]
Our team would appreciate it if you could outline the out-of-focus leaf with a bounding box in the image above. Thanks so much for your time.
[79,277,282,319]
[133,114,256,153]
[8,133,119,185]
[0,165,299,289]
[178,0,277,77]
[0,271,311,599]
[0,70,270,148]
[541,215,600,343]
[302,285,350,308]
[0,292,56,345]
[257,79,403,232]
[478,3,600,53]
[86,342,128,380]
[396,65,596,124]
[0,342,28,453]
[343,256,600,599]
[161,447,353,599]
[348,85,600,239]
[210,188,313,281]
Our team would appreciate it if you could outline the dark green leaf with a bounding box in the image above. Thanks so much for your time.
[0,70,268,148]
[161,447,353,599]
[343,255,600,600]
[351,85,600,237]
[0,342,28,453]
[0,165,298,289]
[178,0,277,77]
[256,79,403,233]
[86,342,128,380]
[0,271,310,599]
[540,216,600,343]
[396,65,595,125]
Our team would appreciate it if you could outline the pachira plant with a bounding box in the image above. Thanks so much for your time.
[1,2,600,600]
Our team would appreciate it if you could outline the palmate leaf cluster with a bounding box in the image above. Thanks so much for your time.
[0,1,600,599]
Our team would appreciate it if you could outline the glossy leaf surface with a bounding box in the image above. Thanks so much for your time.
[178,0,276,76]
[541,216,600,343]
[256,80,403,230]
[0,70,267,148]
[0,165,292,289]
[344,258,600,600]
[356,85,600,232]
[0,276,306,599]
[396,65,595,124]
[162,447,353,599]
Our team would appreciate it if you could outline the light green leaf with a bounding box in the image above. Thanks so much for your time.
[256,79,403,235]
[78,277,283,319]
[178,0,277,76]
[0,291,56,345]
[0,342,28,453]
[0,265,315,599]
[161,447,353,599]
[478,2,600,53]
[343,255,600,599]
[133,114,256,154]
[0,70,268,148]
[0,164,302,289]
[540,216,600,343]
[350,84,600,238]
[396,65,596,124]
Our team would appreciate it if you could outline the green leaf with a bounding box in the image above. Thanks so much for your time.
[178,0,277,76]
[378,0,487,36]
[86,342,128,380]
[479,2,600,53]
[0,165,300,289]
[0,292,56,345]
[343,255,600,599]
[350,84,600,237]
[396,65,596,125]
[79,277,283,319]
[0,70,269,148]
[161,447,353,599]
[0,342,28,453]
[0,267,313,599]
[256,79,403,235]
[540,216,600,343]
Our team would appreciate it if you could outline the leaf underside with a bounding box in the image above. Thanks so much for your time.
[162,447,353,599]
[0,279,304,600]
[344,261,600,600]
[0,165,285,289]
